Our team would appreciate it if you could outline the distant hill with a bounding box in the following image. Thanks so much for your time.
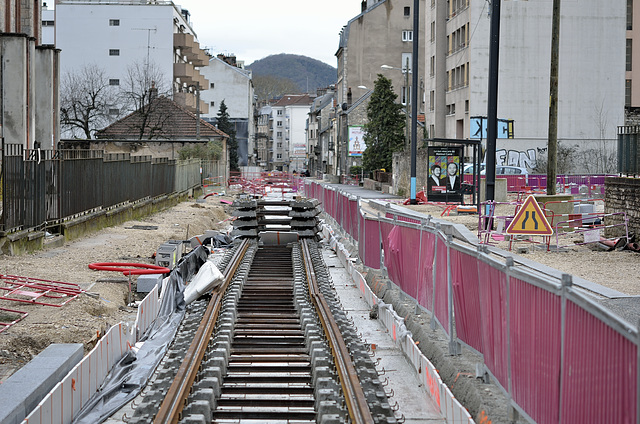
[248,54,337,99]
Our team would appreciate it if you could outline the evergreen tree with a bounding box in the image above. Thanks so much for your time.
[362,74,406,173]
[217,100,239,171]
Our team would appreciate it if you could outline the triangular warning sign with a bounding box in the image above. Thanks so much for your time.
[506,195,553,236]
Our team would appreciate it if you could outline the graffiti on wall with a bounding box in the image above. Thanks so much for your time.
[495,148,537,169]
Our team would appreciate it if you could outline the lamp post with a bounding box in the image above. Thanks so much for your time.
[381,62,411,150]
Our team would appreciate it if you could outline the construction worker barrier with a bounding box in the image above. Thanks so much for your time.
[307,179,638,424]
[322,223,474,423]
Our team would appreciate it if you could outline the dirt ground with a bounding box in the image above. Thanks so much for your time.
[0,196,235,383]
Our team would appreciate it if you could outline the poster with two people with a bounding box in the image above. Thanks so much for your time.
[427,146,463,203]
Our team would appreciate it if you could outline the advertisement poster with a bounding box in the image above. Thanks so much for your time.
[427,146,463,202]
[348,126,366,157]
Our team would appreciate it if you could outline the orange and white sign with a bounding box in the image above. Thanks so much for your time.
[506,195,553,236]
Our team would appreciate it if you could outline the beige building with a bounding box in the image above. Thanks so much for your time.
[628,0,640,115]
[336,0,426,176]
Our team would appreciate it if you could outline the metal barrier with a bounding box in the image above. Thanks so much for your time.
[306,179,638,424]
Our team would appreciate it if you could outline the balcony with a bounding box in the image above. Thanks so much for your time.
[174,32,209,67]
[174,62,209,89]
[174,91,209,115]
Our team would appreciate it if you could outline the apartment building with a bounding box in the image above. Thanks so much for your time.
[336,0,426,176]
[426,0,625,171]
[307,89,338,177]
[54,0,209,132]
[200,54,256,166]
[627,0,640,119]
[266,94,314,172]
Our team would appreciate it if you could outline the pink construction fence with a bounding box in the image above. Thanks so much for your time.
[306,180,638,424]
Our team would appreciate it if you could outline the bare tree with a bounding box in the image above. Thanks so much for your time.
[60,64,119,139]
[119,60,172,140]
[253,75,300,102]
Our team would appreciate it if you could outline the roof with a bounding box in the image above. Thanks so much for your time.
[273,94,315,107]
[96,96,229,140]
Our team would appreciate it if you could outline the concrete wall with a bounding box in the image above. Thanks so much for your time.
[1,35,29,147]
[35,46,60,150]
[604,177,640,238]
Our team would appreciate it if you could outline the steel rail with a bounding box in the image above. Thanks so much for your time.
[154,239,250,424]
[300,239,373,424]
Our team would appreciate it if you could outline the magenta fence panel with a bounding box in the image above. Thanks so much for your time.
[380,221,395,271]
[561,300,637,424]
[385,225,421,300]
[417,230,436,312]
[434,236,449,334]
[477,259,509,388]
[363,217,381,269]
[510,277,562,424]
[348,198,359,241]
[450,249,483,353]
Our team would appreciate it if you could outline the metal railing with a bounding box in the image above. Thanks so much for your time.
[306,180,638,424]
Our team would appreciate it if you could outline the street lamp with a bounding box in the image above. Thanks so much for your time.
[381,61,411,151]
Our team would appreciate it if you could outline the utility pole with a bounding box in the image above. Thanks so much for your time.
[547,0,561,195]
[409,0,419,204]
[485,0,502,202]
[195,83,200,140]
[404,56,410,151]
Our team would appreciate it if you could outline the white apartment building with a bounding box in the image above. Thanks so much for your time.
[425,0,625,171]
[200,55,256,166]
[54,0,209,134]
[270,94,314,172]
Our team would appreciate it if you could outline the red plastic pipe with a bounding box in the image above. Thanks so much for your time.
[88,262,170,276]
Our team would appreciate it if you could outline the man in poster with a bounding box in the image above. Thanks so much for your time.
[445,162,460,192]
[427,164,443,192]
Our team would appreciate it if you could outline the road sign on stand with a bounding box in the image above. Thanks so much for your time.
[506,195,553,236]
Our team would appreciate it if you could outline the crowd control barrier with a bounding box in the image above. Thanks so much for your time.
[306,180,638,424]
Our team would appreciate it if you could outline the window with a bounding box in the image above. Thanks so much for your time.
[626,79,632,107]
[277,142,282,148]
[109,108,119,115]
[430,56,435,77]
[210,82,215,89]
[210,101,215,107]
[404,6,410,16]
[109,79,120,86]
[277,120,283,127]
[465,100,469,113]
[42,20,54,26]
[627,39,633,72]
[431,21,435,43]
[628,0,633,30]
[402,30,413,42]
[277,110,283,115]
[109,19,120,26]
[277,153,282,159]
[109,49,120,56]
[277,131,282,137]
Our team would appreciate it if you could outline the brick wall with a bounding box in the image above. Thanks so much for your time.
[604,177,640,238]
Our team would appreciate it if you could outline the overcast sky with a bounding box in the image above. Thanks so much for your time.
[174,0,363,67]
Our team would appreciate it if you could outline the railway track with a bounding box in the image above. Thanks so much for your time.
[129,238,395,424]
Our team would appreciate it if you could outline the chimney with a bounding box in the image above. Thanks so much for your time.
[361,1,367,12]
[347,87,353,107]
[149,81,158,101]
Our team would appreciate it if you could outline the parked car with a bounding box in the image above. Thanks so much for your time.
[463,163,486,174]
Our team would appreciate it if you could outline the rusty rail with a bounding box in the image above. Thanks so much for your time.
[300,239,374,424]
[154,239,249,424]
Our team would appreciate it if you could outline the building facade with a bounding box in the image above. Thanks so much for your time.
[336,0,426,176]
[425,0,625,172]
[200,54,256,167]
[268,94,314,172]
[54,0,209,136]
[1,1,59,150]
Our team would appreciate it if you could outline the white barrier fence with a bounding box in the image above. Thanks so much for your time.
[24,287,160,424]
[322,224,474,423]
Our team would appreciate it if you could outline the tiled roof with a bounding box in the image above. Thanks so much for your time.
[273,94,315,107]
[96,96,228,140]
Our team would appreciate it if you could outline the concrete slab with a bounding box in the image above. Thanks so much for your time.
[0,343,83,424]
[322,250,446,423]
